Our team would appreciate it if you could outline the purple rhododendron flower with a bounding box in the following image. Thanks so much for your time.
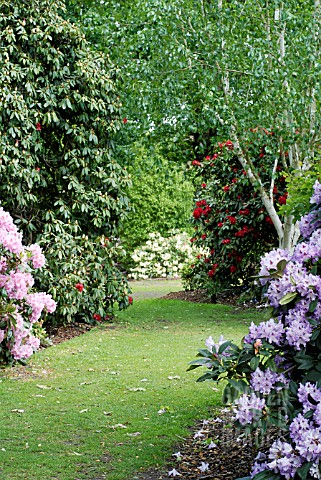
[310,180,321,205]
[233,393,266,425]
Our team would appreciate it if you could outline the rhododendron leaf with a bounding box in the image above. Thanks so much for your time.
[279,292,298,305]
[309,299,318,313]
[196,372,217,382]
[197,348,213,358]
[187,359,210,370]
[252,471,281,480]
[276,259,287,273]
[218,341,232,354]
[222,383,239,404]
[249,356,260,371]
[296,462,313,480]
[311,329,321,342]
[227,379,248,394]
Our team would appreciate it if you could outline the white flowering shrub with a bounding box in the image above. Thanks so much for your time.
[129,231,207,280]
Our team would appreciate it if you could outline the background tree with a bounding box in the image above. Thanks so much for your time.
[67,0,321,253]
[0,0,132,325]
[119,143,194,269]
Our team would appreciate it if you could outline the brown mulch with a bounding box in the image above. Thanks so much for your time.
[135,410,277,480]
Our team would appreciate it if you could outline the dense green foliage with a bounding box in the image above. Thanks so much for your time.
[182,137,287,296]
[280,162,321,222]
[120,144,193,255]
[0,0,132,325]
[67,0,321,255]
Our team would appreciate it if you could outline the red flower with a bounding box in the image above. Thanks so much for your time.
[239,208,250,216]
[266,216,273,225]
[242,170,247,175]
[123,118,128,124]
[225,139,234,150]
[278,195,287,205]
[128,296,133,305]
[208,263,219,277]
[205,156,211,160]
[223,185,230,192]
[235,230,245,237]
[190,237,196,243]
[273,186,278,194]
[222,239,231,244]
[196,200,207,207]
[201,183,207,188]
[93,313,102,321]
[217,222,224,228]
[36,122,42,131]
[227,216,237,225]
[35,167,40,172]
[231,178,237,184]
[201,234,207,240]
[192,160,201,166]
[235,255,243,263]
[193,207,203,219]
[230,265,237,273]
[210,249,215,255]
[75,283,84,292]
[212,154,218,159]
[204,258,210,263]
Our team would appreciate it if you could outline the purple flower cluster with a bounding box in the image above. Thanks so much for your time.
[0,207,56,362]
[245,318,285,345]
[233,393,266,425]
[241,181,321,479]
[250,368,288,395]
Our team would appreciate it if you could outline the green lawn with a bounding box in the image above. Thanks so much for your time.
[0,297,261,480]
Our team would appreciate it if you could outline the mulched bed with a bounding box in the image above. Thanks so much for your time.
[136,409,277,480]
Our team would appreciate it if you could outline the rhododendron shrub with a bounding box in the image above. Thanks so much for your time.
[189,181,321,479]
[0,208,56,365]
[0,1,132,326]
[183,139,286,296]
[129,231,206,280]
[36,222,131,326]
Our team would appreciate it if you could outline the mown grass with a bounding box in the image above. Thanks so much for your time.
[129,278,183,299]
[0,297,262,480]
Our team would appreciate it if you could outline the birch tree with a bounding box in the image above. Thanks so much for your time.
[69,0,321,250]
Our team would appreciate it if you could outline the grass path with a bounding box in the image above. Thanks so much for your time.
[129,277,183,300]
[0,288,260,479]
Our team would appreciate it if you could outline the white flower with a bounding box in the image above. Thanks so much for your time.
[198,462,209,473]
[207,441,217,449]
[168,468,181,476]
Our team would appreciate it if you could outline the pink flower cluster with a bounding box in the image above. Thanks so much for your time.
[0,207,56,363]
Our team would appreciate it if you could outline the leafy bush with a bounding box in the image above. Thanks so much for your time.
[120,145,194,259]
[129,231,206,280]
[0,0,131,324]
[182,139,285,296]
[0,208,56,365]
[189,180,321,480]
[280,163,321,222]
[36,222,131,326]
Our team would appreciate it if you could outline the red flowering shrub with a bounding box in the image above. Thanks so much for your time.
[183,139,287,296]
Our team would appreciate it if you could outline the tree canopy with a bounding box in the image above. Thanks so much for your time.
[68,0,321,249]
